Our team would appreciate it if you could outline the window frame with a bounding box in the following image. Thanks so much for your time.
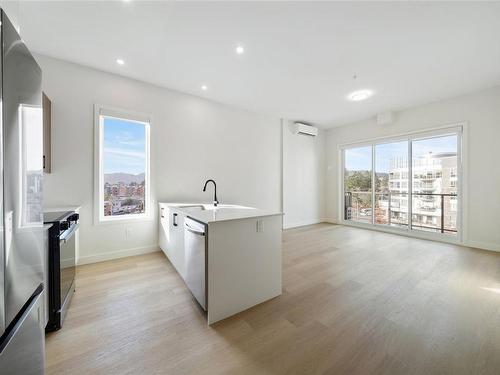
[93,104,152,225]
[338,123,465,245]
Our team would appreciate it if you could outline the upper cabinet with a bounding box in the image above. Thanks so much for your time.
[43,92,51,173]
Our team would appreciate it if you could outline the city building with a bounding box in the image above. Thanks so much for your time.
[384,152,458,233]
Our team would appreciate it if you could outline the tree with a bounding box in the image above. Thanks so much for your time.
[345,170,372,209]
[345,170,371,192]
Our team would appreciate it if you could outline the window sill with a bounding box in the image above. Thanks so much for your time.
[94,214,154,226]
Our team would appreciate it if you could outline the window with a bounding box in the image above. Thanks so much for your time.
[94,106,150,222]
[342,127,461,237]
[20,104,43,226]
[411,135,458,234]
[375,141,408,227]
[344,146,372,224]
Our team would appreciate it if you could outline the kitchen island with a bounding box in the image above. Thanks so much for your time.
[159,203,282,324]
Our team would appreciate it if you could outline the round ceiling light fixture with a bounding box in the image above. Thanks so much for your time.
[201,85,208,91]
[235,45,245,55]
[347,89,374,102]
[116,58,125,65]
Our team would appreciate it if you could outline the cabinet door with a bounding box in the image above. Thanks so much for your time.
[159,205,187,279]
[159,205,171,255]
[170,209,186,279]
[42,92,51,173]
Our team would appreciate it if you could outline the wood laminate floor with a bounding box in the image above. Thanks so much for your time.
[46,224,500,375]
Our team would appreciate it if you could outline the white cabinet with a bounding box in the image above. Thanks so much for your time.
[159,202,283,325]
[159,204,186,278]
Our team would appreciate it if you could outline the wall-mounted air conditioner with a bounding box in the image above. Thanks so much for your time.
[293,122,318,137]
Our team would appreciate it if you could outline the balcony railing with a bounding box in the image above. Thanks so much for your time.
[344,191,457,234]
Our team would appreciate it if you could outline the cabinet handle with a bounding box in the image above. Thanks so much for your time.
[160,207,165,218]
[173,213,178,226]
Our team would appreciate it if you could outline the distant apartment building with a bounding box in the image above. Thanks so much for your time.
[384,152,457,233]
[103,180,146,217]
[118,183,127,197]
[104,201,112,216]
[137,184,145,196]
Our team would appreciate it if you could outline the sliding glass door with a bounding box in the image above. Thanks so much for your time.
[375,141,409,228]
[411,135,458,234]
[343,128,460,237]
[344,146,372,224]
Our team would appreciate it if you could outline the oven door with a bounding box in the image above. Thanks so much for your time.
[59,223,77,311]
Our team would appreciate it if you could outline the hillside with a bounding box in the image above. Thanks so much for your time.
[104,173,145,185]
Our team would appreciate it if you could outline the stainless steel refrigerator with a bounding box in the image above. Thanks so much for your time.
[0,9,46,375]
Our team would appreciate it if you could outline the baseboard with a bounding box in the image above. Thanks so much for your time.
[77,245,160,265]
[283,218,324,229]
[323,218,339,225]
[465,241,500,253]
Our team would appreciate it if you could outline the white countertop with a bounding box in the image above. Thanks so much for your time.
[159,202,282,224]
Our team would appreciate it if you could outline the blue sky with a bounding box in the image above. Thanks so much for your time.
[345,135,457,172]
[103,117,146,175]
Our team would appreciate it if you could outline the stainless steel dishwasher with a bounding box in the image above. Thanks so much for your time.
[184,217,207,310]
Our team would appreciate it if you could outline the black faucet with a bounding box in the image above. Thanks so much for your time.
[203,179,219,206]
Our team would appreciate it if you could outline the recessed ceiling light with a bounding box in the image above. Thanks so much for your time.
[235,45,245,55]
[347,89,373,102]
[116,58,125,65]
[201,85,208,91]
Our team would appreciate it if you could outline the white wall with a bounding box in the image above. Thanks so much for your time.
[326,86,500,252]
[36,54,282,264]
[282,121,325,228]
[0,1,20,32]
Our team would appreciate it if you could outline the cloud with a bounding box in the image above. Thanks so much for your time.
[119,140,144,146]
[104,147,145,159]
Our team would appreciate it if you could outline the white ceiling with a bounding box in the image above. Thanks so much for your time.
[17,1,500,128]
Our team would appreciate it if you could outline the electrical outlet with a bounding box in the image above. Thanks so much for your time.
[256,219,264,233]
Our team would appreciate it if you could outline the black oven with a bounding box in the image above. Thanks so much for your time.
[44,211,79,331]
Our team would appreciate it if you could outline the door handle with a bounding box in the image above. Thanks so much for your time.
[173,213,178,226]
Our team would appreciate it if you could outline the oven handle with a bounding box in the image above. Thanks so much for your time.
[60,223,79,243]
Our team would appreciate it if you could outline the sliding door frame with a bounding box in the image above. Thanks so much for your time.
[339,123,466,245]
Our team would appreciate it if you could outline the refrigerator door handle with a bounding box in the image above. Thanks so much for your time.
[0,284,45,375]
[0,284,43,354]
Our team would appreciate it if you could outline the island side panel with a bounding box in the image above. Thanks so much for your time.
[207,215,282,325]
